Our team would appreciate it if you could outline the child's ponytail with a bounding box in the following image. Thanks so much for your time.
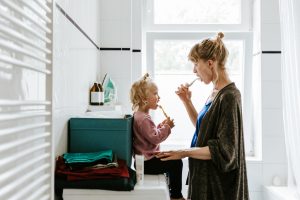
[130,73,155,111]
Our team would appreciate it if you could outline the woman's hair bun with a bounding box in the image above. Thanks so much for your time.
[143,73,149,80]
[217,32,224,39]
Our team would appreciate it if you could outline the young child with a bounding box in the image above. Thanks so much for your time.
[130,73,185,200]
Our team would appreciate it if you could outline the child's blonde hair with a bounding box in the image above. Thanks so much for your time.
[130,73,156,111]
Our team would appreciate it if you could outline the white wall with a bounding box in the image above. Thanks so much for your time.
[98,0,142,114]
[53,0,101,156]
[53,0,142,155]
[249,0,287,199]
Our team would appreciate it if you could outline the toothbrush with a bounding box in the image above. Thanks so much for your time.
[158,105,169,119]
[187,78,199,87]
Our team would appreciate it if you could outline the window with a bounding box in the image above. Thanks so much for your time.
[144,0,250,31]
[153,0,241,24]
[143,0,254,156]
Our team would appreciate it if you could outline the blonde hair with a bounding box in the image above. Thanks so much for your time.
[130,73,157,111]
[188,32,228,67]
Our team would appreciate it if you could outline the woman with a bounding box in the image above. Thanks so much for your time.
[156,32,249,200]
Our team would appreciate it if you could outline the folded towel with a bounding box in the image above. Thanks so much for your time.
[63,149,113,168]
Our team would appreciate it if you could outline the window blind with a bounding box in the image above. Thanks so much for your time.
[0,0,53,199]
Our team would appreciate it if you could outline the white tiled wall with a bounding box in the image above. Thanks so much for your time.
[53,0,101,156]
[261,0,281,50]
[253,0,261,53]
[98,0,142,114]
[261,23,281,50]
[131,0,143,82]
[52,0,141,156]
[262,108,284,137]
[261,54,282,81]
[249,0,287,199]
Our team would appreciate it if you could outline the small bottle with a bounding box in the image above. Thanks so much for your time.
[97,83,104,105]
[135,155,144,185]
[90,82,101,105]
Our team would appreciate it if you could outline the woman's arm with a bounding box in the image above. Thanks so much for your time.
[175,85,198,126]
[156,146,211,161]
[182,100,198,127]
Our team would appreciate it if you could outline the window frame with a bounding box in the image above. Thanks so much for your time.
[143,0,251,31]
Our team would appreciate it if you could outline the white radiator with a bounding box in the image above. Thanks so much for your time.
[0,0,53,200]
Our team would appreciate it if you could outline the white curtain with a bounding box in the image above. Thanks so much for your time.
[279,0,300,197]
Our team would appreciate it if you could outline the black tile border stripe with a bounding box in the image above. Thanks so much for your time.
[99,48,141,52]
[55,3,100,50]
[262,51,281,54]
[56,3,141,53]
[99,48,121,51]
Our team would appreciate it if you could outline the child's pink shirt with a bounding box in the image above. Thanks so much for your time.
[133,111,171,160]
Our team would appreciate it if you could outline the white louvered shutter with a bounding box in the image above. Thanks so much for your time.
[0,0,53,199]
